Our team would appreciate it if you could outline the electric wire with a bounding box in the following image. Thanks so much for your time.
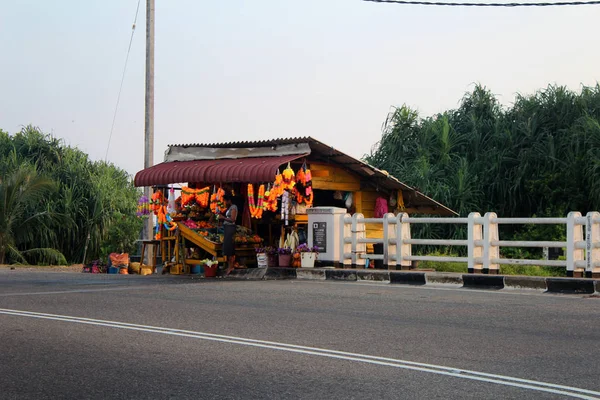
[105,0,142,162]
[363,0,600,6]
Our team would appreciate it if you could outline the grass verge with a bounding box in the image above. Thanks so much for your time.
[419,260,566,277]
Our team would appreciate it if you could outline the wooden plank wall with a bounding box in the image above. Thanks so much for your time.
[310,163,361,192]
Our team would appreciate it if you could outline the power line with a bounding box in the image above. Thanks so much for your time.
[363,0,600,6]
[105,0,142,162]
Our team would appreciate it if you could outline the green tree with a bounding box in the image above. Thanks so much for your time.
[366,84,600,248]
[0,126,142,264]
[0,167,66,265]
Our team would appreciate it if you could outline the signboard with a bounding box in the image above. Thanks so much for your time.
[313,222,327,253]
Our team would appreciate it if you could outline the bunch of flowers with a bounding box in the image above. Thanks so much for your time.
[136,195,151,218]
[255,246,277,256]
[277,247,293,255]
[295,243,319,254]
[201,259,218,267]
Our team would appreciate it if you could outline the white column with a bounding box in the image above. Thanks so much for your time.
[468,212,483,273]
[398,213,411,269]
[585,211,600,278]
[482,212,499,274]
[384,213,396,269]
[566,211,584,277]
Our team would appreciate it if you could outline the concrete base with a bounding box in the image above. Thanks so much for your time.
[389,272,426,285]
[504,276,547,291]
[426,273,463,286]
[546,278,595,294]
[218,267,600,296]
[325,269,357,281]
[264,268,297,280]
[296,269,326,280]
[462,275,505,289]
[356,270,390,282]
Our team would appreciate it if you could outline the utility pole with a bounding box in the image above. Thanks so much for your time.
[144,0,155,256]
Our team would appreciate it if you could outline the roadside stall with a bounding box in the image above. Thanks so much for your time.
[134,137,455,274]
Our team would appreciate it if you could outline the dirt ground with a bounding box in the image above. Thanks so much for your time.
[0,264,83,273]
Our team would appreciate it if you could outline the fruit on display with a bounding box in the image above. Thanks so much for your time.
[292,252,301,268]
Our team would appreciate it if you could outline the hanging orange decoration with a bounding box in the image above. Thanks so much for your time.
[155,205,177,239]
[290,164,313,208]
[248,184,257,217]
[265,183,278,212]
[304,167,313,207]
[248,184,266,219]
[296,168,305,187]
[210,187,225,213]
[273,172,284,197]
[255,184,265,219]
[181,186,210,208]
[282,163,296,190]
[151,191,165,214]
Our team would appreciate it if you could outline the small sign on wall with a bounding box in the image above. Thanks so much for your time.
[313,222,327,253]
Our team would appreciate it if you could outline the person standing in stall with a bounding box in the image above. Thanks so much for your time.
[217,194,238,275]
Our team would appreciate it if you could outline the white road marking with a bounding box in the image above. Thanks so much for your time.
[0,286,152,297]
[1,308,599,399]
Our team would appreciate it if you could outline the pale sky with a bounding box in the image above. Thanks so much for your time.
[1,0,598,176]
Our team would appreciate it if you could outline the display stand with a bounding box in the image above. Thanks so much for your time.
[139,239,161,273]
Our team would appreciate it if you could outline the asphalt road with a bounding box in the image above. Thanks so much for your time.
[1,270,599,400]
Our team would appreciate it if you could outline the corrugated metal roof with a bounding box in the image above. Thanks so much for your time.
[168,137,313,148]
[134,154,306,187]
[143,136,456,215]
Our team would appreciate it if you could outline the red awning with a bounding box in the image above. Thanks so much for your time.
[134,154,307,187]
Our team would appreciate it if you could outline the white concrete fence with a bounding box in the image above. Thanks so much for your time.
[340,212,600,277]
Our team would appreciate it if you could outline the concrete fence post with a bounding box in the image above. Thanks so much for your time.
[482,212,500,275]
[468,212,483,274]
[343,214,352,268]
[566,211,584,277]
[339,213,351,267]
[384,213,396,269]
[356,213,366,268]
[397,213,411,270]
[351,213,358,267]
[585,211,600,278]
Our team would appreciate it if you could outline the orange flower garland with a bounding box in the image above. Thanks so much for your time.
[248,184,257,216]
[181,186,210,208]
[304,167,313,207]
[282,163,296,190]
[210,187,225,213]
[151,191,165,214]
[265,184,278,212]
[196,187,210,208]
[248,184,266,219]
[291,165,314,207]
[273,172,284,197]
[155,205,177,240]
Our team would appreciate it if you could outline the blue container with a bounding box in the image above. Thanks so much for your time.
[189,264,202,274]
[108,266,119,274]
